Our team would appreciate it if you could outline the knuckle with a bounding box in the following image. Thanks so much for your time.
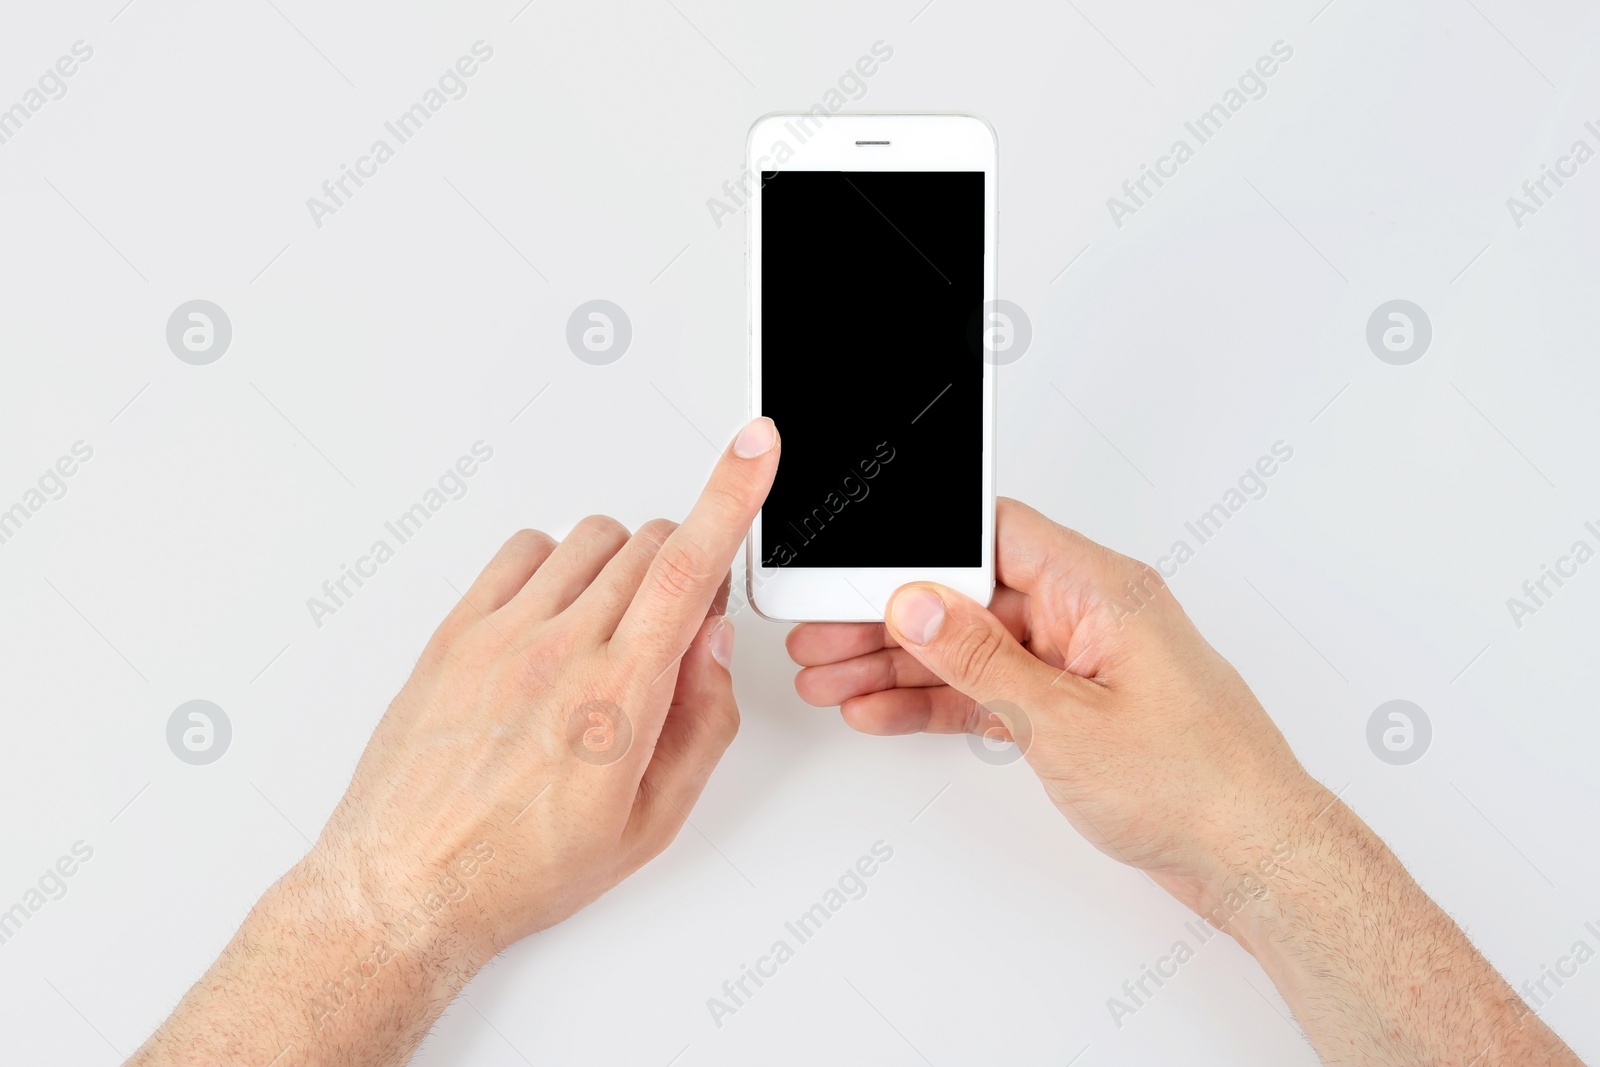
[959,694,987,736]
[499,632,569,693]
[884,650,906,689]
[1122,552,1162,584]
[706,700,741,746]
[1135,560,1168,597]
[418,626,458,671]
[1112,555,1168,604]
[435,631,491,679]
[639,819,682,864]
[945,619,1007,685]
[650,540,713,600]
[704,478,748,519]
[508,528,556,556]
[574,514,629,547]
[637,517,678,544]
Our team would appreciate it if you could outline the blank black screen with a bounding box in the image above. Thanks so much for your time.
[760,170,983,568]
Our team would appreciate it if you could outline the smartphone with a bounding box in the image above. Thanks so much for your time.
[746,113,997,622]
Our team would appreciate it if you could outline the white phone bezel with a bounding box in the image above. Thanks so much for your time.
[745,112,997,623]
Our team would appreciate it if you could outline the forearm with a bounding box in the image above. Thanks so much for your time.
[1215,789,1580,1066]
[127,853,480,1067]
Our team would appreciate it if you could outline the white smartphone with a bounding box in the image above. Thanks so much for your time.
[746,113,997,622]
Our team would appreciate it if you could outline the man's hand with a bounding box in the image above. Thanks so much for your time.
[789,496,1314,908]
[316,414,777,961]
[789,496,1584,1066]
[127,417,780,1067]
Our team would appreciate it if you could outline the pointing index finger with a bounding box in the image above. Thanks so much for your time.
[614,417,779,670]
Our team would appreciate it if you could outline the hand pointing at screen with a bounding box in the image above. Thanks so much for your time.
[127,418,780,1067]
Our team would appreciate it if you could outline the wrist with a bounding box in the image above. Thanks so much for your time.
[1200,785,1394,976]
[1184,786,1562,1063]
[1182,771,1339,948]
[127,853,484,1066]
[274,848,487,1012]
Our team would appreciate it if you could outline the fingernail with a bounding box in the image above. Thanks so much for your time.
[890,588,945,645]
[733,417,777,458]
[709,616,735,669]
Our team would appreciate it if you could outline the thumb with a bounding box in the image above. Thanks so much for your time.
[886,583,1069,714]
[632,615,740,843]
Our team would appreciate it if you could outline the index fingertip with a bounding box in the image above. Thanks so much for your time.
[733,416,778,459]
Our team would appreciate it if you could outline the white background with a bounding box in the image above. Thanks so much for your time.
[2,0,1598,1063]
